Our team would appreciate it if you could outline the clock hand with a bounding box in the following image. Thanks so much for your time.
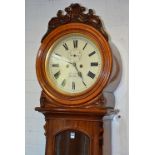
[53,54,73,64]
[80,74,87,86]
[72,63,87,86]
[53,54,86,86]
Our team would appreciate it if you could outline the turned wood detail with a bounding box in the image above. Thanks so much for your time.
[42,3,108,42]
[99,128,104,146]
[43,120,48,136]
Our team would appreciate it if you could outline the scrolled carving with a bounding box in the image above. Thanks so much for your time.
[42,3,108,42]
[85,93,105,109]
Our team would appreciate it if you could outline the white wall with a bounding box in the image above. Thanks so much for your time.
[25,0,128,155]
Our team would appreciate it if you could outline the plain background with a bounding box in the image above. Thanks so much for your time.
[1,0,155,155]
[25,0,128,155]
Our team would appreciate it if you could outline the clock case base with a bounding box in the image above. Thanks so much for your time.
[35,91,117,155]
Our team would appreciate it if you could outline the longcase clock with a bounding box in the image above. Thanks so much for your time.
[35,3,121,155]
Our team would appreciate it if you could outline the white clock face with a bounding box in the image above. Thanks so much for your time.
[46,34,103,94]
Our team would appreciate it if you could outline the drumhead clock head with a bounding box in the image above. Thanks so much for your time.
[36,23,112,105]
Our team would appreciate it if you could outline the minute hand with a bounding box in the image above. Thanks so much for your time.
[72,63,87,86]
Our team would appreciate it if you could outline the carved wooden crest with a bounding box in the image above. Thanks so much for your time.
[42,3,108,42]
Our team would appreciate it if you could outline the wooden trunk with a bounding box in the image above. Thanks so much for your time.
[35,107,115,155]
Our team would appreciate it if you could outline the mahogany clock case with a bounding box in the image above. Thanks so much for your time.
[35,3,122,155]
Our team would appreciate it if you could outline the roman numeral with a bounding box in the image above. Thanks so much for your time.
[61,79,66,87]
[73,40,78,48]
[87,71,95,79]
[52,64,59,67]
[72,82,75,90]
[63,43,69,50]
[83,43,87,50]
[54,71,61,79]
[88,51,96,57]
[91,62,98,66]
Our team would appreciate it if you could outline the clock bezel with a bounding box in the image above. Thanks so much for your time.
[45,33,103,95]
[36,23,112,106]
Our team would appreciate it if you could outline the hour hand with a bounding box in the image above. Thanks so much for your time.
[53,54,73,64]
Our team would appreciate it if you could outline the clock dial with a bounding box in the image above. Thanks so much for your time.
[46,34,103,94]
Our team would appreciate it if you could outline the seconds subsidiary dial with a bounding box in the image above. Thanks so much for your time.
[45,34,103,95]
